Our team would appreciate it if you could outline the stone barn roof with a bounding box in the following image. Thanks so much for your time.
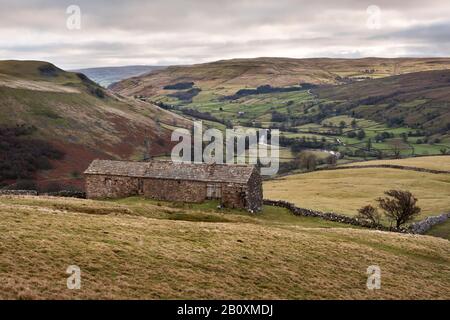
[84,160,257,184]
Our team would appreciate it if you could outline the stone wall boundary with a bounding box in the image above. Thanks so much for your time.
[264,199,450,235]
[0,190,85,198]
[409,213,450,234]
[264,199,410,233]
[0,190,38,196]
[316,164,450,175]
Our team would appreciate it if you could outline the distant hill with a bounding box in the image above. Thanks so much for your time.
[0,60,189,189]
[109,57,450,161]
[110,57,450,97]
[72,65,168,88]
[313,69,450,134]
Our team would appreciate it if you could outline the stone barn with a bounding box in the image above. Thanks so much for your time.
[84,160,263,212]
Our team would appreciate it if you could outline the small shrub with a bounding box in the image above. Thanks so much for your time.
[347,131,357,138]
[356,205,381,225]
[70,170,81,179]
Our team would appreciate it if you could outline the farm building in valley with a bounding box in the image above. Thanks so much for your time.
[84,160,263,212]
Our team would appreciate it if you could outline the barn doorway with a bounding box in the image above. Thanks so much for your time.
[206,184,222,200]
[138,179,144,195]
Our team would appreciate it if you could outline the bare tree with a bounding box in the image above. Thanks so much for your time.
[299,153,317,171]
[326,154,337,166]
[391,141,402,159]
[356,205,381,225]
[377,190,421,228]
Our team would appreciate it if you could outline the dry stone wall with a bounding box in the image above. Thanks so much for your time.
[0,190,38,196]
[409,213,450,234]
[263,199,409,232]
[264,199,450,234]
[316,164,450,174]
[0,190,85,198]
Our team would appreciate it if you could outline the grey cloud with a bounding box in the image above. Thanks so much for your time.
[0,0,449,68]
[371,21,450,43]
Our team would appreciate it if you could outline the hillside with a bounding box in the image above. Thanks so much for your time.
[111,57,450,97]
[0,195,448,299]
[72,65,167,88]
[313,69,450,135]
[0,60,189,189]
[265,156,450,224]
[111,58,450,163]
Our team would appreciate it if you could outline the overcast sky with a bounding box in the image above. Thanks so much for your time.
[1,0,449,69]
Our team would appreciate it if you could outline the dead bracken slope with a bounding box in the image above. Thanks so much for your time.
[0,60,190,186]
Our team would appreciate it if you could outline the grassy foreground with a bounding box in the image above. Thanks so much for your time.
[0,196,449,299]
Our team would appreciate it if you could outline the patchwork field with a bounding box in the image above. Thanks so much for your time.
[111,58,450,166]
[0,195,449,299]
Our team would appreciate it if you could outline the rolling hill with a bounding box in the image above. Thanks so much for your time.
[0,60,190,189]
[0,195,448,299]
[1,59,449,301]
[111,57,450,162]
[72,65,168,88]
[313,69,450,135]
[110,57,450,97]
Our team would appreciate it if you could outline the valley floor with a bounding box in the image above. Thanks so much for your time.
[0,196,449,300]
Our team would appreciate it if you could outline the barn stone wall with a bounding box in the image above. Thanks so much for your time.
[246,170,263,212]
[143,178,207,203]
[222,183,246,209]
[85,169,263,212]
[85,175,139,199]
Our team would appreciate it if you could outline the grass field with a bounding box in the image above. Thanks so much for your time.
[0,195,449,299]
[264,168,450,222]
[426,220,450,240]
[151,81,449,164]
[341,156,450,171]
